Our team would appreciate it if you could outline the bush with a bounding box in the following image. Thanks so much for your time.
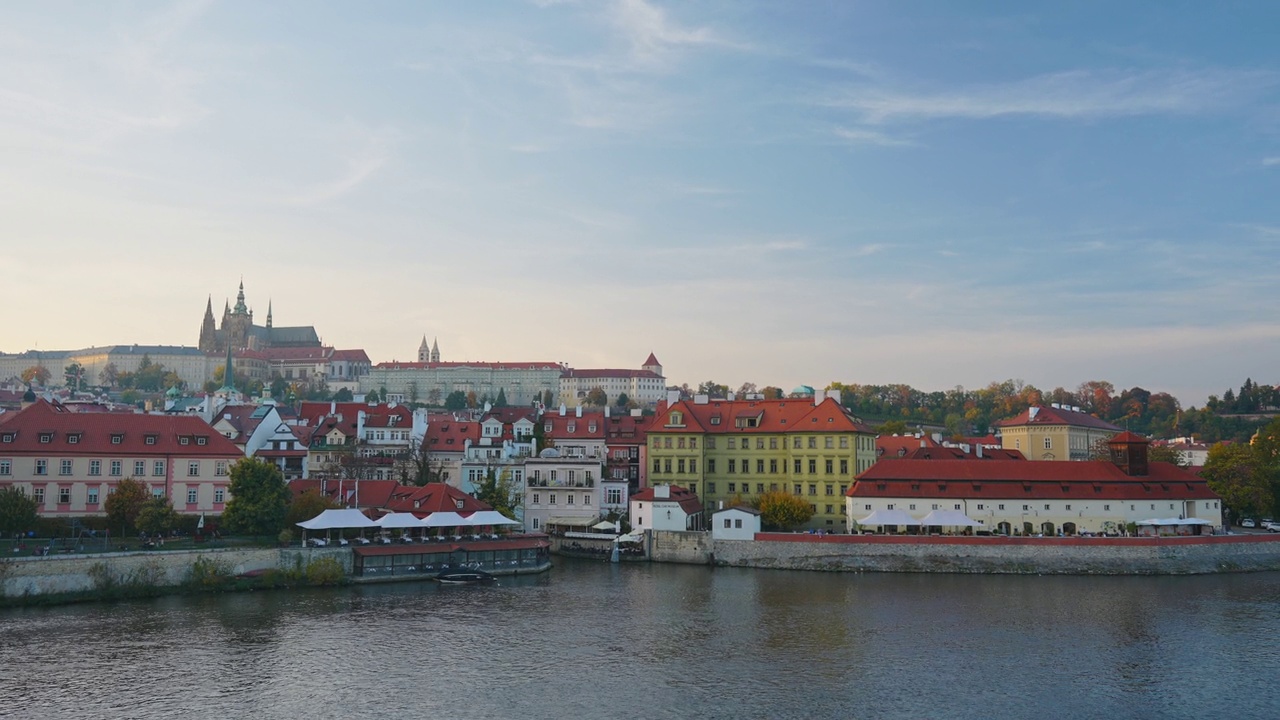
[278,529,295,546]
[305,556,345,586]
[187,556,232,590]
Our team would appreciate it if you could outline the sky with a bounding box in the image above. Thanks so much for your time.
[1,1,1278,407]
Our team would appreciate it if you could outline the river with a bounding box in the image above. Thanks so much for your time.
[3,561,1279,719]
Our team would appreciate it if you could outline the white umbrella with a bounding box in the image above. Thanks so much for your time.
[466,510,521,526]
[376,512,427,528]
[591,520,618,531]
[422,511,469,528]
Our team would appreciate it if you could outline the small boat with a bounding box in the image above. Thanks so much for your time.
[436,569,497,585]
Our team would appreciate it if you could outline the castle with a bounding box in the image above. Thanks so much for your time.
[198,282,321,353]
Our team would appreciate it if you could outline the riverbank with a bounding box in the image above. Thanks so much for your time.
[711,532,1280,575]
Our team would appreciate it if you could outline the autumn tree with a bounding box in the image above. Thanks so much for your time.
[286,488,340,527]
[737,382,758,396]
[584,387,608,406]
[105,478,150,537]
[760,386,784,400]
[99,362,120,387]
[474,468,522,521]
[222,458,291,536]
[20,365,51,387]
[756,490,813,531]
[465,390,478,409]
[696,381,729,398]
[1201,443,1274,522]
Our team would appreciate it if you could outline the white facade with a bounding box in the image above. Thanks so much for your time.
[522,454,605,533]
[847,495,1224,535]
[712,507,761,540]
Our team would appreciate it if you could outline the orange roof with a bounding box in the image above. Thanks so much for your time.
[995,405,1121,431]
[647,397,872,435]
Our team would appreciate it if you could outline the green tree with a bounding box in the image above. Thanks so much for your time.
[270,376,289,400]
[494,388,508,407]
[444,390,468,411]
[64,362,85,391]
[584,387,608,406]
[286,488,340,527]
[105,477,150,537]
[1148,444,1190,468]
[876,420,909,436]
[332,387,354,402]
[696,380,729,398]
[365,388,381,403]
[221,458,291,536]
[756,490,813,531]
[20,365,51,386]
[0,487,39,537]
[541,389,554,407]
[1202,443,1273,522]
[136,495,180,536]
[760,386,784,400]
[473,468,522,520]
[615,392,630,407]
[407,380,420,404]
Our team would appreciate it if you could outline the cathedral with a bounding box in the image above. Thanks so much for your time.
[417,336,441,363]
[198,282,321,353]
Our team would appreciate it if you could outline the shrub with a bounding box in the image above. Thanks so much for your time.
[187,555,232,590]
[305,556,345,586]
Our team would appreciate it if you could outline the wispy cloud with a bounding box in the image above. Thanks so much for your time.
[833,126,914,147]
[1264,157,1280,167]
[825,68,1275,124]
[610,0,752,68]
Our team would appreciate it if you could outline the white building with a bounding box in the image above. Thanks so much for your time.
[712,506,761,541]
[629,484,705,533]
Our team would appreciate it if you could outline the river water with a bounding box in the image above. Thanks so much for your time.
[3,561,1279,720]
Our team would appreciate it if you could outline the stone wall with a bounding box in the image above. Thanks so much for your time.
[712,534,1280,575]
[649,530,711,565]
[0,546,351,598]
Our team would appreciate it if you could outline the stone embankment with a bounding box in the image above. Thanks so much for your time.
[714,533,1280,575]
[0,546,351,599]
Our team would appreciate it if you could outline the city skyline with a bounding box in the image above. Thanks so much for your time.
[2,1,1278,406]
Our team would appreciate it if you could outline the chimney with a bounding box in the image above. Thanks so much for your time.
[827,389,841,405]
[815,390,822,407]
[604,405,610,418]
[575,405,582,418]
[357,410,366,440]
[330,400,336,414]
[655,485,670,499]
[727,391,736,401]
[667,390,680,405]
[559,404,567,416]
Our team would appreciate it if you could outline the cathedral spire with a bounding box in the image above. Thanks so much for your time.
[266,299,273,329]
[431,337,440,363]
[199,295,217,352]
[219,343,236,393]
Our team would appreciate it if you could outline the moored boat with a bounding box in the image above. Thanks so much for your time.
[436,569,497,585]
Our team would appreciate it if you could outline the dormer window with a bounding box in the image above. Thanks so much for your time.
[455,499,464,509]
[668,411,684,427]
[196,437,207,446]
[180,437,190,446]
[0,433,13,443]
[145,435,157,445]
[567,422,576,433]
[67,434,81,444]
[39,433,53,443]
[588,422,597,433]
[111,434,123,445]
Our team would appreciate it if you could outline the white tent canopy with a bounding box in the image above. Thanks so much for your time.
[591,520,618,531]
[466,510,521,526]
[376,512,427,529]
[919,509,983,527]
[857,509,920,527]
[297,508,378,530]
[422,511,470,528]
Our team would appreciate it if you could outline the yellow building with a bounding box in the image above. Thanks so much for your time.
[646,393,877,531]
[995,404,1120,461]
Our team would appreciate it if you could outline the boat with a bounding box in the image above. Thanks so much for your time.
[436,569,497,585]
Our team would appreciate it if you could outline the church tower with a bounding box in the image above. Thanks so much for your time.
[418,335,430,363]
[199,296,218,352]
[431,337,440,363]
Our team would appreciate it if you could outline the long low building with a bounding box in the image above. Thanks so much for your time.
[848,432,1222,535]
[0,399,244,517]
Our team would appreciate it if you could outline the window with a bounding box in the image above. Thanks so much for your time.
[808,459,817,474]
[910,504,916,510]
[663,438,672,449]
[584,494,590,506]
[728,482,737,493]
[977,504,984,510]
[1065,504,1071,511]
[999,504,1005,510]
[839,484,847,495]
[825,504,833,514]
[690,459,697,473]
[825,485,833,496]
[1104,504,1110,511]
[607,488,622,505]
[663,459,671,474]
[152,487,164,498]
[33,487,45,504]
[1044,437,1052,450]
[707,459,716,473]
[196,437,207,446]
[756,483,764,494]
[808,484,817,496]
[653,459,661,474]
[769,459,777,474]
[1044,504,1050,511]
[39,433,52,444]
[825,460,833,475]
[188,461,200,476]
[145,435,156,445]
[549,494,556,505]
[825,437,833,449]
[87,487,99,504]
[35,460,47,475]
[567,494,574,505]
[723,518,732,529]
[955,504,961,510]
[708,482,717,494]
[757,459,765,474]
[187,488,198,504]
[0,460,9,476]
[135,461,146,476]
[793,459,801,474]
[839,436,849,449]
[808,437,817,449]
[840,459,848,475]
[58,487,71,504]
[214,488,225,503]
[728,459,736,474]
[677,459,686,474]
[532,493,541,505]
[728,438,736,450]
[67,434,79,445]
[689,438,698,449]
[932,503,939,510]
[770,438,778,449]
[111,434,123,445]
[180,437,190,446]
[59,460,72,475]
[865,504,872,511]
[793,437,801,449]
[532,518,540,530]
[1022,505,1029,511]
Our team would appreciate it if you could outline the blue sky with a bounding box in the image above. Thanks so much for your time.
[2,1,1278,406]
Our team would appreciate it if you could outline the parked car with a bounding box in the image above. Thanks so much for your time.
[1264,521,1280,533]
[1241,519,1256,528]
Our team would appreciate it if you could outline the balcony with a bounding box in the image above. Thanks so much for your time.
[526,478,595,489]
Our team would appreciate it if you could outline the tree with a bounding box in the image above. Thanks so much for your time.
[444,390,468,411]
[366,388,381,403]
[584,387,608,406]
[221,458,291,536]
[737,382,758,396]
[64,363,85,391]
[105,478,150,537]
[1202,443,1274,522]
[495,388,508,407]
[270,376,289,400]
[333,387,354,402]
[0,487,38,537]
[427,388,442,406]
[1148,445,1190,468]
[99,362,120,387]
[286,488,340,527]
[616,392,630,408]
[466,391,479,409]
[756,490,813,531]
[876,420,908,436]
[136,495,180,536]
[397,442,449,487]
[696,380,729,398]
[20,365,51,387]
[760,386,784,400]
[541,389,554,407]
[473,468,522,520]
[407,381,420,404]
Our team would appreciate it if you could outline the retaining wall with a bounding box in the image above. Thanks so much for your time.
[650,530,711,565]
[0,546,351,598]
[712,533,1280,575]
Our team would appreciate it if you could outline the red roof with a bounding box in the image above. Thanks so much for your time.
[288,479,401,509]
[648,397,874,435]
[995,405,1121,431]
[643,352,660,367]
[903,446,1026,461]
[562,369,661,379]
[384,482,489,515]
[542,411,607,440]
[373,361,562,370]
[425,418,480,451]
[605,414,648,443]
[331,349,370,363]
[851,458,1219,501]
[1109,431,1148,444]
[630,484,704,514]
[0,400,242,457]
